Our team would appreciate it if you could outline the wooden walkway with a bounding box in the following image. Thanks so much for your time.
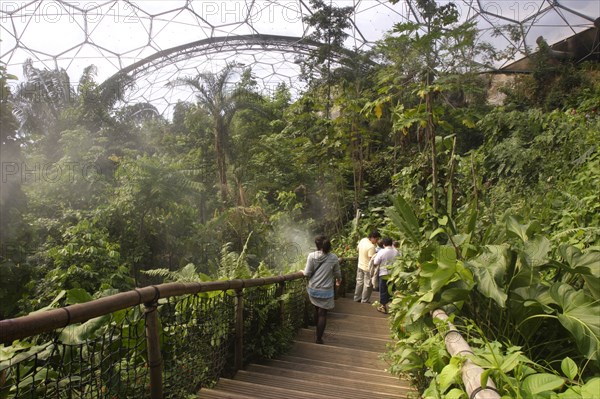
[199,296,415,398]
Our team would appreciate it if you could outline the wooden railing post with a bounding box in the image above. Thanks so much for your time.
[277,281,285,326]
[234,288,244,371]
[303,289,311,328]
[144,298,163,399]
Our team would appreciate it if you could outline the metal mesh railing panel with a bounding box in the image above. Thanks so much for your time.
[160,292,235,398]
[339,258,358,298]
[0,306,148,398]
[285,278,309,332]
[241,278,307,364]
[242,284,282,363]
[0,276,307,398]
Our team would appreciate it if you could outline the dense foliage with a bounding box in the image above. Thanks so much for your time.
[0,0,599,397]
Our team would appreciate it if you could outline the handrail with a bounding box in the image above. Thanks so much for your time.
[432,309,501,399]
[0,272,304,344]
[0,271,306,399]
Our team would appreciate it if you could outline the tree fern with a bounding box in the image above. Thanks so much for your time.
[142,264,209,283]
[141,268,175,281]
[217,233,253,280]
[551,227,600,242]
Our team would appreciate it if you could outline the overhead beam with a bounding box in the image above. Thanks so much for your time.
[103,33,364,84]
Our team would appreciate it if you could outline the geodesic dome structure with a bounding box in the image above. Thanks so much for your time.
[1,0,599,115]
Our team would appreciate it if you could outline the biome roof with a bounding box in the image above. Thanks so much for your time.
[1,0,598,114]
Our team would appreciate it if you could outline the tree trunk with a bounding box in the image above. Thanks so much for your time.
[425,15,437,212]
[426,90,438,212]
[214,122,228,203]
[351,121,364,211]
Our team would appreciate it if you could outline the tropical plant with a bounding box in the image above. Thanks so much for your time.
[384,194,600,396]
[169,64,245,203]
[25,218,131,310]
[108,154,203,284]
[301,0,354,118]
[368,0,493,212]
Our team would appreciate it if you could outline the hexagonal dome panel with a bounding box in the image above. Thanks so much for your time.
[1,0,598,115]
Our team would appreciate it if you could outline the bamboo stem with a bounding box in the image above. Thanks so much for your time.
[432,309,501,399]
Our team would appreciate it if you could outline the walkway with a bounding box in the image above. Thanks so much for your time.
[199,296,415,398]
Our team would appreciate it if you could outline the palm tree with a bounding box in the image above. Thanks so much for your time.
[10,61,136,154]
[11,59,73,143]
[169,64,243,204]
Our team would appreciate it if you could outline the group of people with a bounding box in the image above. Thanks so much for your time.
[354,231,399,314]
[302,231,398,344]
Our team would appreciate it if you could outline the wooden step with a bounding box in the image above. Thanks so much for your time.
[296,327,391,352]
[199,378,330,399]
[198,388,255,398]
[258,357,410,388]
[326,312,391,336]
[244,364,412,395]
[234,370,408,399]
[287,341,389,369]
[276,355,396,377]
[197,291,413,398]
[333,297,389,318]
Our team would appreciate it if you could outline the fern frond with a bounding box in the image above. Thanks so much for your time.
[583,246,600,254]
[142,268,175,280]
[551,227,600,241]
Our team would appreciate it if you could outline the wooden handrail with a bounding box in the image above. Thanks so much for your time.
[432,309,501,399]
[1,272,306,398]
[0,272,305,345]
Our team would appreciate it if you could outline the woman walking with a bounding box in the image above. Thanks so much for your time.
[303,234,342,344]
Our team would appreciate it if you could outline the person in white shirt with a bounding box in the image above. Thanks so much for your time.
[353,231,381,303]
[372,237,398,314]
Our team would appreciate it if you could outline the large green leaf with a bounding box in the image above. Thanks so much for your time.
[521,373,565,395]
[561,357,578,380]
[58,315,110,345]
[509,285,553,339]
[438,357,462,393]
[386,195,421,245]
[420,246,457,296]
[439,287,471,304]
[558,245,600,300]
[581,377,600,399]
[521,236,551,268]
[505,215,541,242]
[29,290,66,314]
[392,346,424,372]
[557,377,600,399]
[465,245,509,308]
[549,283,600,361]
[444,388,466,399]
[65,288,93,304]
[470,344,526,380]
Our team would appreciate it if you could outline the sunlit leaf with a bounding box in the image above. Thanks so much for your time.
[580,377,600,399]
[66,288,93,305]
[522,373,564,395]
[375,103,383,119]
[561,357,578,380]
[438,357,462,392]
[550,283,600,361]
[465,245,509,308]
